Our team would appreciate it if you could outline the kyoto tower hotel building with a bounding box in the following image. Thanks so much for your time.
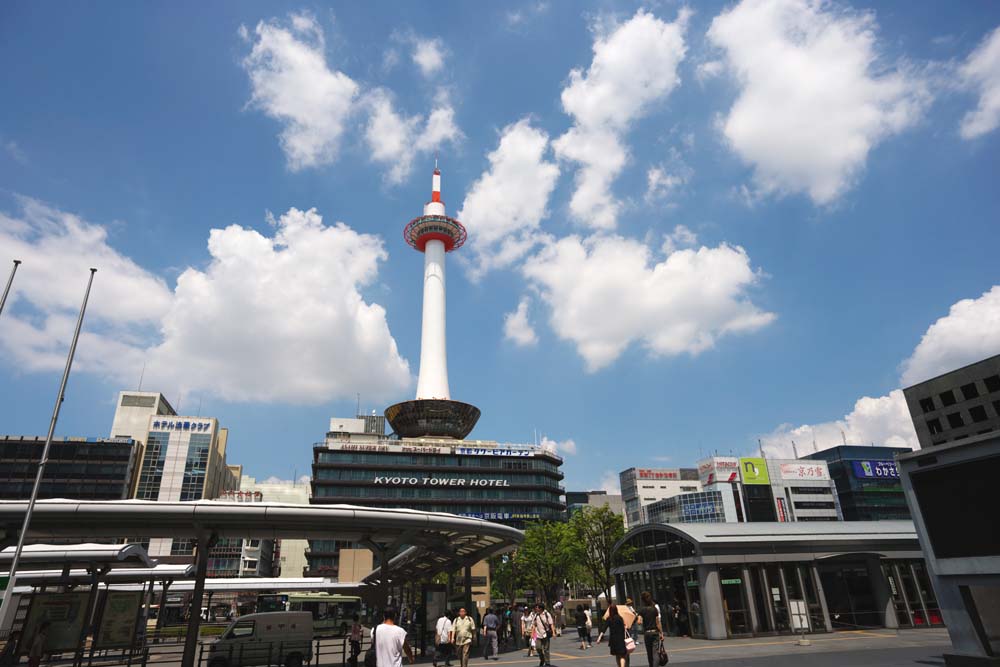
[308,168,564,579]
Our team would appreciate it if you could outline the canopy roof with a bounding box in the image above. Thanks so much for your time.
[0,542,155,569]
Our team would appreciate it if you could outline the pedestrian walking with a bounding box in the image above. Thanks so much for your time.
[527,603,555,667]
[27,621,49,667]
[552,601,564,637]
[434,610,453,667]
[372,608,414,667]
[606,605,630,667]
[482,607,500,660]
[350,614,364,665]
[584,606,594,647]
[511,605,523,649]
[574,605,590,650]
[451,607,476,667]
[638,592,663,667]
[522,605,535,658]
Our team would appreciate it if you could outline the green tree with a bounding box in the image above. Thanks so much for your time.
[490,553,521,605]
[515,521,581,605]
[570,505,627,604]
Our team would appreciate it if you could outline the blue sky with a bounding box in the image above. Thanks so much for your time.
[1,0,999,493]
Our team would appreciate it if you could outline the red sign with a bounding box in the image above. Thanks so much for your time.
[637,469,679,480]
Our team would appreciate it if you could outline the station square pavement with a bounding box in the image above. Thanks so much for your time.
[443,628,954,667]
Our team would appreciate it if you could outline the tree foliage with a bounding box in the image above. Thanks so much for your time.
[515,520,580,605]
[570,505,627,604]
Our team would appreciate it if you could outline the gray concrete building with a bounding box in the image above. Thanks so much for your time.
[899,354,1000,665]
[763,458,843,522]
[620,467,701,527]
[565,490,625,518]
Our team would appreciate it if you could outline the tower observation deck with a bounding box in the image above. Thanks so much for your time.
[385,167,481,439]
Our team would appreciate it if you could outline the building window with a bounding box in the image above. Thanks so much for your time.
[919,397,935,413]
[793,501,836,510]
[939,390,957,407]
[961,383,980,400]
[136,432,169,500]
[180,434,212,501]
[995,400,1000,417]
[171,539,195,556]
[984,375,1000,393]
[969,405,989,423]
[926,418,943,435]
[946,412,965,429]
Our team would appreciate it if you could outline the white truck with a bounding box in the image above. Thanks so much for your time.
[208,611,313,667]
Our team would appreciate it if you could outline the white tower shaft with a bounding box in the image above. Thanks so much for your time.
[415,238,450,399]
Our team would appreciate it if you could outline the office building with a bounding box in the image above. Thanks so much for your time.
[239,475,310,578]
[645,489,740,524]
[111,398,240,559]
[763,458,842,522]
[308,417,564,580]
[565,490,624,518]
[0,435,139,501]
[898,354,1000,665]
[803,445,912,521]
[619,467,701,527]
[207,490,276,578]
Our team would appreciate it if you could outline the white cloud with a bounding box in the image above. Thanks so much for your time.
[522,234,774,371]
[0,197,411,405]
[4,141,26,164]
[761,284,1000,456]
[412,37,446,78]
[457,119,559,277]
[541,436,577,456]
[506,2,549,29]
[958,25,1000,139]
[707,0,930,204]
[761,389,916,458]
[696,60,724,82]
[261,475,312,486]
[242,13,360,171]
[900,286,1000,386]
[503,297,538,347]
[660,224,698,254]
[362,89,461,185]
[646,167,686,204]
[599,470,621,494]
[554,9,690,229]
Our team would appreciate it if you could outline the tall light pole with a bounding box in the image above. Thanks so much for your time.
[0,268,97,618]
[0,260,21,319]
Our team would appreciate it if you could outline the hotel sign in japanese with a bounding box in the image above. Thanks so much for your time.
[151,419,213,432]
[778,463,830,481]
[851,460,899,479]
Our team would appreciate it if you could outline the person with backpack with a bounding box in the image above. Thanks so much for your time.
[527,603,555,667]
[450,607,476,667]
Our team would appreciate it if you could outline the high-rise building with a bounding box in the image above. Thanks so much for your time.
[239,475,310,578]
[0,435,139,500]
[619,467,701,527]
[897,354,1000,664]
[111,398,240,560]
[565,490,624,518]
[762,458,842,522]
[803,445,911,520]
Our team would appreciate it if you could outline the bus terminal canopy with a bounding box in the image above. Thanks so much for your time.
[0,499,524,577]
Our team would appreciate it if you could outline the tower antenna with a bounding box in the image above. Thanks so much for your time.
[137,361,146,392]
[356,392,361,416]
[791,440,800,459]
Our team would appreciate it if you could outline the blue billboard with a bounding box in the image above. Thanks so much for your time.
[851,460,899,479]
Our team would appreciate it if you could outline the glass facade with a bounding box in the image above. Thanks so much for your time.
[180,433,211,501]
[0,437,138,501]
[646,490,728,524]
[136,432,170,500]
[803,445,912,521]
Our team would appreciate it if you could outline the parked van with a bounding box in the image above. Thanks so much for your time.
[208,611,313,667]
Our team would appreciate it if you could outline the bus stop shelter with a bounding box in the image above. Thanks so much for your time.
[0,499,523,666]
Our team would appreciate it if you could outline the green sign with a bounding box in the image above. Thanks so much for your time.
[721,578,742,585]
[740,457,770,485]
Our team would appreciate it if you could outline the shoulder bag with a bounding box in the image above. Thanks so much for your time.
[624,629,636,654]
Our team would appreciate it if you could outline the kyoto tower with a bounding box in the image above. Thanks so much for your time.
[385,165,481,439]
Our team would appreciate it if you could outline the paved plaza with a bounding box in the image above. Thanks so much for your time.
[467,628,952,667]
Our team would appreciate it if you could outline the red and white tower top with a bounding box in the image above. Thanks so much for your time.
[403,166,467,253]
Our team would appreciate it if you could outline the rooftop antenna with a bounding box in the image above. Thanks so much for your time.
[757,438,763,458]
[356,392,361,416]
[434,151,439,170]
[137,361,146,392]
[0,259,22,321]
[791,440,800,459]
[812,429,818,453]
[197,398,202,417]
[840,429,847,446]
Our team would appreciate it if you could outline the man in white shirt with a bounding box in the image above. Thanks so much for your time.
[433,611,453,667]
[372,608,413,667]
[527,603,555,667]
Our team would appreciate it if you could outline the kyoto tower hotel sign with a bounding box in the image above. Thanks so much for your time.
[385,167,481,439]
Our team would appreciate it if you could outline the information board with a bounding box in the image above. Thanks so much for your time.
[95,591,142,649]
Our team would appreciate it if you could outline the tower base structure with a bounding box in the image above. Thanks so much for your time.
[385,399,481,439]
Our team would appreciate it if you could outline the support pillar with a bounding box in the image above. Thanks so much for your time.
[810,565,833,633]
[182,531,217,667]
[743,566,760,634]
[868,557,898,629]
[696,565,727,640]
[74,567,102,667]
[155,581,171,632]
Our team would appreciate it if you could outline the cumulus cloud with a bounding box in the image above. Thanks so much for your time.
[599,470,621,494]
[660,224,698,254]
[707,0,930,204]
[362,89,461,185]
[412,37,446,78]
[958,25,1000,139]
[762,284,1000,456]
[646,167,686,204]
[242,12,360,171]
[541,436,578,456]
[0,197,411,405]
[522,235,774,371]
[260,475,312,486]
[503,297,538,347]
[554,9,690,229]
[457,119,559,277]
[761,389,917,458]
[900,286,1000,386]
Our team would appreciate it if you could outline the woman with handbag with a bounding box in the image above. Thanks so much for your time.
[607,604,633,667]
